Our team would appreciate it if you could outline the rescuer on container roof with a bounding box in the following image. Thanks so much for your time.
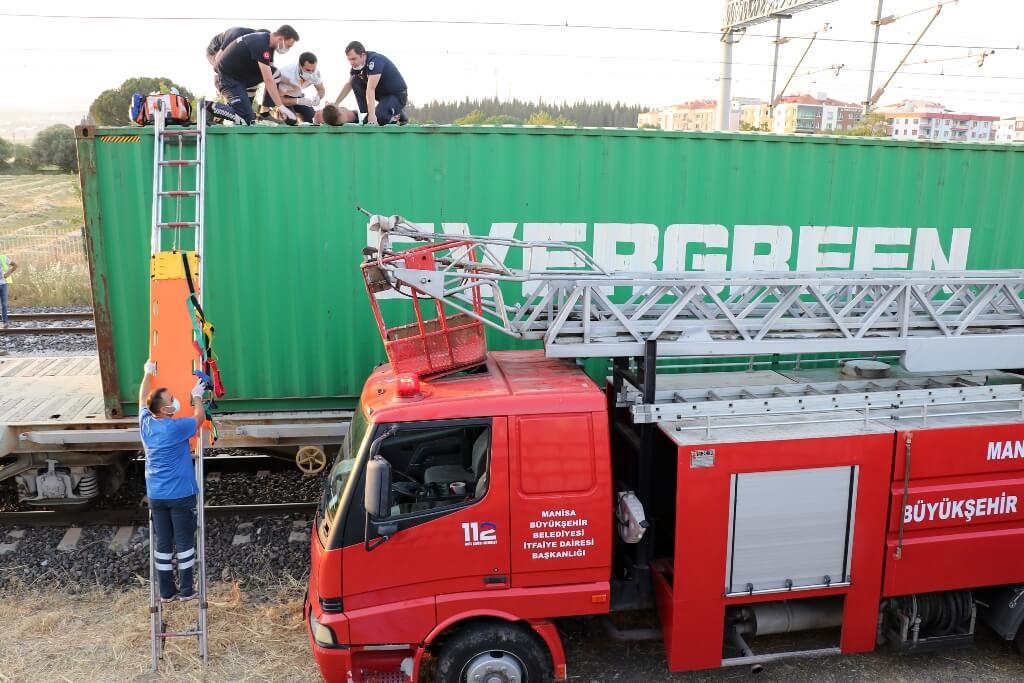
[205,26,270,119]
[259,51,326,125]
[138,361,206,602]
[333,41,408,126]
[205,26,267,68]
[210,25,300,126]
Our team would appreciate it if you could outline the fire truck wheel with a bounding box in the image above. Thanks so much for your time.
[436,622,549,683]
[1016,626,1024,656]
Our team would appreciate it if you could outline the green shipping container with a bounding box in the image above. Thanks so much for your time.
[76,125,1024,418]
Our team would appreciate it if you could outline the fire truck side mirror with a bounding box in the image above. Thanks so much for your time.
[364,427,398,551]
[365,455,392,519]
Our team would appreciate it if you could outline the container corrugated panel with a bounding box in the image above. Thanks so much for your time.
[76,126,1024,417]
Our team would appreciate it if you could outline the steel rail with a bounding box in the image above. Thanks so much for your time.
[7,312,94,322]
[1,326,95,335]
[0,502,317,527]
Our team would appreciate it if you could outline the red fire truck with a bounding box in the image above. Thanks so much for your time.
[307,214,1024,682]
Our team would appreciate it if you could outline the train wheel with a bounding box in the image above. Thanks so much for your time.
[295,446,327,476]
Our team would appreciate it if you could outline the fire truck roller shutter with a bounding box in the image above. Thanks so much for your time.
[424,431,489,486]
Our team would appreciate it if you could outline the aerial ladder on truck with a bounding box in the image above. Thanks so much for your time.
[146,100,223,670]
[357,208,1024,609]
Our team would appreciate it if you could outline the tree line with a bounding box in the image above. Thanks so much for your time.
[406,97,649,127]
[0,126,78,174]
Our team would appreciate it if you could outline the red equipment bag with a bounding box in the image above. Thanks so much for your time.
[131,90,192,125]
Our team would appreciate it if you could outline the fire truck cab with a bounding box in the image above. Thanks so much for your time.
[308,351,613,682]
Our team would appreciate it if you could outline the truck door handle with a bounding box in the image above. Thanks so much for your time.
[895,433,912,560]
[484,575,508,586]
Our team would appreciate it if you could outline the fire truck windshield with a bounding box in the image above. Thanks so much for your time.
[319,407,371,538]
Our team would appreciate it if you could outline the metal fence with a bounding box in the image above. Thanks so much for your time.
[0,230,87,263]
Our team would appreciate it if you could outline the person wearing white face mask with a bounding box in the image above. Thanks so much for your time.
[138,360,207,602]
[210,24,300,126]
[260,51,326,124]
[333,41,408,126]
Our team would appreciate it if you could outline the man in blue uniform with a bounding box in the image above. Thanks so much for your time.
[212,25,300,125]
[138,361,207,602]
[333,41,408,126]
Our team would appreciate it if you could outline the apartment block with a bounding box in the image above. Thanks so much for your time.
[771,95,861,134]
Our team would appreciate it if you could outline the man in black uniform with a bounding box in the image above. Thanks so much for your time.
[333,41,408,126]
[212,25,299,126]
[205,26,270,123]
[205,26,266,68]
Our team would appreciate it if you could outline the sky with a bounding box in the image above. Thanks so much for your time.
[3,0,1024,118]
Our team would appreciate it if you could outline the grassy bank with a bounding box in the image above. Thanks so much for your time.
[0,580,320,682]
[0,174,90,308]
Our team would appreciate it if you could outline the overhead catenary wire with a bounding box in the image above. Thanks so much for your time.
[0,45,1019,82]
[0,11,1020,52]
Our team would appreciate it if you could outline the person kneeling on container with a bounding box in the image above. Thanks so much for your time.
[139,360,206,602]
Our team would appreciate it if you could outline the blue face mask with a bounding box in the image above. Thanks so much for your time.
[301,70,316,82]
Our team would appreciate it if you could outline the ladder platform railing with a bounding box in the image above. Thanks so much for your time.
[361,213,1024,373]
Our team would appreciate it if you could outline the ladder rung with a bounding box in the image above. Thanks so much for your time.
[159,191,199,197]
[158,630,203,638]
[161,130,201,137]
[160,160,200,167]
[159,221,199,228]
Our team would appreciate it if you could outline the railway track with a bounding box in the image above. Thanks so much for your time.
[0,502,317,527]
[8,312,94,322]
[2,326,95,335]
[3,312,95,335]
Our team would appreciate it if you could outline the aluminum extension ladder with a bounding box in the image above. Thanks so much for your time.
[147,100,210,670]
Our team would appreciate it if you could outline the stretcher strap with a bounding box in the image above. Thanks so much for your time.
[181,252,226,438]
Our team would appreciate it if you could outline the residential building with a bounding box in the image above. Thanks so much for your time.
[740,102,772,131]
[771,94,861,134]
[637,111,661,129]
[729,97,761,130]
[636,97,760,131]
[880,101,998,141]
[994,117,1024,143]
[876,99,947,115]
[667,100,718,131]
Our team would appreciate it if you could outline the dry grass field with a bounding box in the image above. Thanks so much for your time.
[0,174,92,307]
[0,580,321,683]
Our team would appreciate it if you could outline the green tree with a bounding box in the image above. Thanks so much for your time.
[835,112,890,137]
[483,114,522,125]
[11,144,37,170]
[406,98,646,127]
[89,77,196,125]
[454,110,487,125]
[526,111,577,127]
[0,137,12,169]
[33,125,78,173]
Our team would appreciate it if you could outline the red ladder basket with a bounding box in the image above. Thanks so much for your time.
[362,240,488,377]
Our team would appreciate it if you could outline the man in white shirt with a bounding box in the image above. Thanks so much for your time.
[262,51,325,124]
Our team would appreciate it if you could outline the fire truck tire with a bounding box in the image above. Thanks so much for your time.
[435,621,549,683]
[1016,626,1024,656]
